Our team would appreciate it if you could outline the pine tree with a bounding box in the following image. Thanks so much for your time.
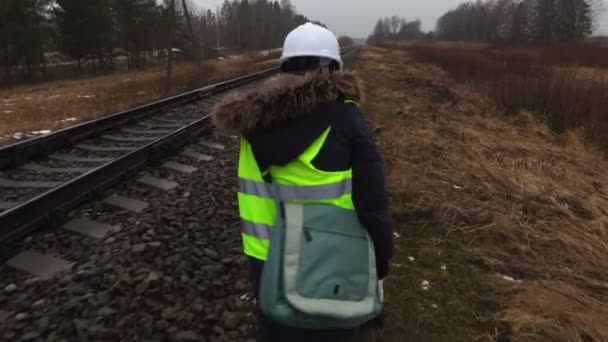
[113,0,167,70]
[1,0,51,80]
[54,0,113,70]
[554,0,593,41]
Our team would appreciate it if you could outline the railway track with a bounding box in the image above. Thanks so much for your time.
[0,47,360,341]
[0,68,277,246]
[0,47,357,246]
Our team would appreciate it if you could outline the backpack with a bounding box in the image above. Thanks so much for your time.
[258,183,384,329]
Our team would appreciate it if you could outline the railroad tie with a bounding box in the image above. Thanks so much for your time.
[50,154,113,163]
[162,162,198,174]
[102,195,149,213]
[202,99,219,106]
[136,175,179,191]
[5,251,73,280]
[61,218,120,239]
[76,144,135,152]
[137,121,183,128]
[198,141,226,151]
[0,178,62,188]
[0,202,16,210]
[102,135,157,143]
[150,117,189,124]
[121,128,174,135]
[181,150,214,162]
[20,163,90,174]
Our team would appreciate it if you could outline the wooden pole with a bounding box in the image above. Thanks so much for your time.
[164,0,175,95]
[181,0,203,83]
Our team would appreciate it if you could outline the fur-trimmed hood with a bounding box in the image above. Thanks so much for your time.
[211,70,365,135]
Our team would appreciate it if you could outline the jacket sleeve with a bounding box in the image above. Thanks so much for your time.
[347,104,394,279]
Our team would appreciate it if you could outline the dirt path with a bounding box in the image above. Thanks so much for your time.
[357,45,608,342]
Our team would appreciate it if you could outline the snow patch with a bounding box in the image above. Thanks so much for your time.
[453,184,463,190]
[497,274,522,283]
[12,132,24,139]
[408,256,415,262]
[30,130,51,135]
[393,232,401,238]
[441,264,447,271]
[77,94,96,99]
[421,280,430,291]
[56,117,77,123]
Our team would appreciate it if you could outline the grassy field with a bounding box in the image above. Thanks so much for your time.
[399,41,608,154]
[0,54,278,145]
[356,44,608,341]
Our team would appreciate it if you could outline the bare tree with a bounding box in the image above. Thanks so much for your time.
[435,0,596,43]
[390,16,401,35]
[589,0,607,33]
[368,16,425,43]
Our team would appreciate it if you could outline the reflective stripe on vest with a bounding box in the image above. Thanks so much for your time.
[242,220,272,240]
[238,178,352,201]
[277,179,352,200]
[239,178,272,198]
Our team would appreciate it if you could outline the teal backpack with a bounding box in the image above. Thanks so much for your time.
[259,183,384,330]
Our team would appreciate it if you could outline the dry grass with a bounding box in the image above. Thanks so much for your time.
[356,45,608,341]
[398,42,608,153]
[0,55,278,145]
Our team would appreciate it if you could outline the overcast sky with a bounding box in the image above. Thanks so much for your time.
[194,0,607,38]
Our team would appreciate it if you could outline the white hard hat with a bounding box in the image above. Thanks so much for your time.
[281,23,343,69]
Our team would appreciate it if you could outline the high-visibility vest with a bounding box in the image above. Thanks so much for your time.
[237,104,356,261]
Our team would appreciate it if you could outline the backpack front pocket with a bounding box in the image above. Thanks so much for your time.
[297,226,370,301]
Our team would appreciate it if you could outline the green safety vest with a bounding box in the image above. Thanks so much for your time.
[237,103,356,261]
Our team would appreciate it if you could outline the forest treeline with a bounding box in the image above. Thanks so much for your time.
[369,0,604,44]
[367,17,430,45]
[0,0,321,83]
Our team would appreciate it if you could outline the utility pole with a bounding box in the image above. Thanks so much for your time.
[164,0,175,95]
[216,5,221,51]
[181,0,203,83]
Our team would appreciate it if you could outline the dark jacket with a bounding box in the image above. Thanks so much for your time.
[211,69,394,278]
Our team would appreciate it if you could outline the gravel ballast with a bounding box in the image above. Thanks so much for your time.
[0,132,256,341]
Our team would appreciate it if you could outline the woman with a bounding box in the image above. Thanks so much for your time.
[212,23,393,342]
